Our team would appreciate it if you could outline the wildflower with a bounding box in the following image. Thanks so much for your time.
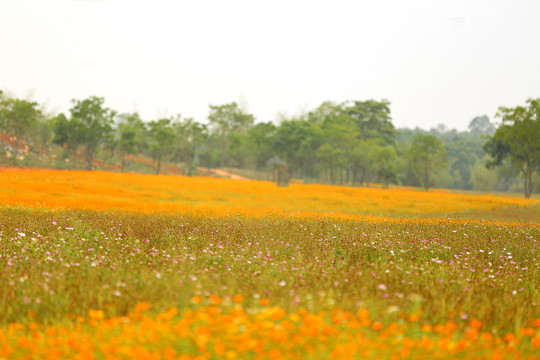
[134,302,149,313]
[209,295,221,305]
[470,319,482,329]
[357,309,370,319]
[503,333,515,342]
[260,298,270,306]
[88,309,104,320]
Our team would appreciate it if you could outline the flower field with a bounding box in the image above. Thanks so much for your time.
[0,168,539,359]
[0,168,534,218]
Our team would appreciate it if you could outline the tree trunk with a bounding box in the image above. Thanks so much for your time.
[12,137,19,166]
[156,155,161,174]
[220,135,226,168]
[121,153,126,172]
[359,167,366,186]
[85,144,94,170]
[423,160,430,191]
[524,166,532,198]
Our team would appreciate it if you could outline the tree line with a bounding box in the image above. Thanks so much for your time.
[0,90,538,197]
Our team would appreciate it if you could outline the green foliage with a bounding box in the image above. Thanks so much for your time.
[69,96,115,170]
[116,113,146,171]
[3,90,539,195]
[372,145,398,188]
[484,98,540,198]
[52,113,85,167]
[0,95,41,165]
[468,115,495,136]
[208,102,255,167]
[407,134,447,190]
[1,207,538,336]
[245,122,277,172]
[345,99,394,144]
[171,117,209,176]
[148,118,176,174]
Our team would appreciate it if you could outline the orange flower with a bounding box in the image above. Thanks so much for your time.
[232,295,244,304]
[192,295,202,304]
[356,309,370,320]
[503,333,515,342]
[532,335,540,348]
[456,340,469,350]
[88,309,104,320]
[134,302,149,313]
[480,332,493,342]
[259,298,270,306]
[433,324,444,333]
[209,295,221,305]
[470,319,482,329]
[0,168,533,222]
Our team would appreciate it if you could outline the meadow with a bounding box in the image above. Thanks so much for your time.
[0,168,539,359]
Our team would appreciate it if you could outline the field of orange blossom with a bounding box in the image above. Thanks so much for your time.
[0,168,535,220]
[0,168,538,359]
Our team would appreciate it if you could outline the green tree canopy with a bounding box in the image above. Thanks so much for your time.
[148,117,176,174]
[0,96,41,165]
[69,96,115,170]
[51,113,86,167]
[345,99,395,145]
[407,134,447,190]
[117,112,146,172]
[483,98,540,198]
[172,117,209,176]
[208,102,255,167]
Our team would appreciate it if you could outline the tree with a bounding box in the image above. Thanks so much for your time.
[318,104,358,184]
[172,118,208,176]
[316,143,343,184]
[345,99,395,145]
[51,113,85,167]
[69,96,115,170]
[116,113,146,172]
[372,145,398,188]
[0,96,41,166]
[207,102,254,168]
[148,118,176,174]
[483,98,540,198]
[445,141,477,190]
[408,134,447,190]
[468,115,495,136]
[245,121,277,176]
[273,119,317,180]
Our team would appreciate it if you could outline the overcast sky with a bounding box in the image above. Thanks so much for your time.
[1,0,539,131]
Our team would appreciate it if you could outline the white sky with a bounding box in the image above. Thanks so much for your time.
[1,0,539,131]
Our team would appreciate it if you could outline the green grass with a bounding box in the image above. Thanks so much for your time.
[0,207,538,338]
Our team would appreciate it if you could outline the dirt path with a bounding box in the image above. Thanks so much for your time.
[210,169,248,180]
